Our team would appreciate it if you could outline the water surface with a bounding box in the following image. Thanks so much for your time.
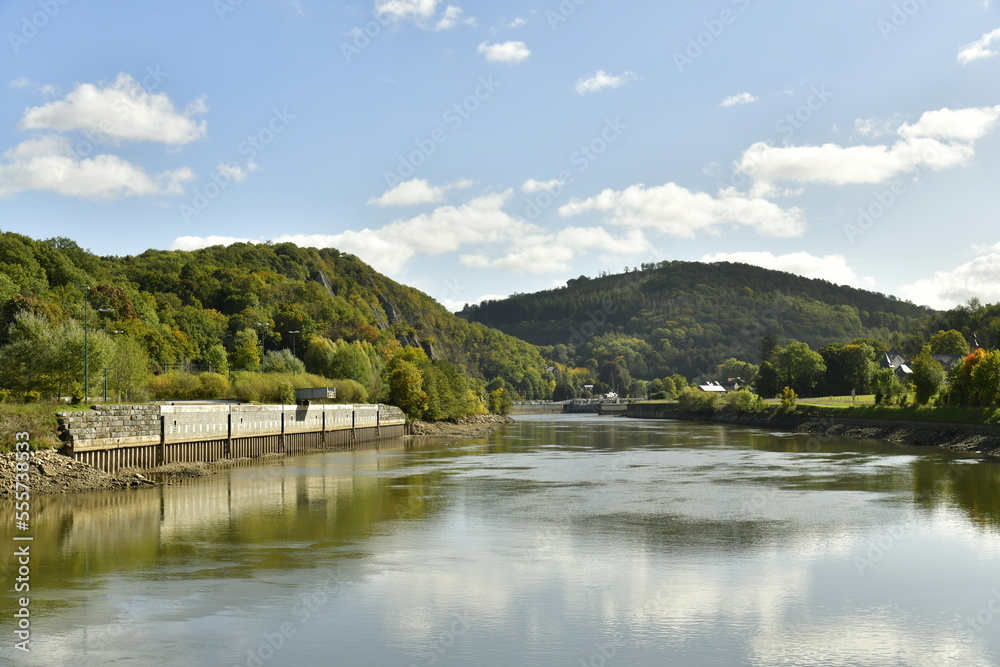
[3,414,1000,666]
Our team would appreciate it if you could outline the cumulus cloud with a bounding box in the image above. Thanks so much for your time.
[575,70,637,95]
[374,0,472,30]
[558,182,806,238]
[9,77,57,95]
[897,106,1000,142]
[477,40,530,64]
[738,104,1000,191]
[700,251,874,289]
[957,27,1000,63]
[898,243,1000,309]
[521,178,565,193]
[18,73,207,145]
[0,134,194,200]
[216,160,258,183]
[505,17,526,28]
[368,178,473,207]
[461,227,650,274]
[720,92,758,107]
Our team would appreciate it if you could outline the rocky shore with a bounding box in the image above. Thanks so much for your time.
[0,415,517,496]
[409,414,515,438]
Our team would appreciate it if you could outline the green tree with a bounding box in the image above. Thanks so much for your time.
[263,349,306,374]
[929,329,970,355]
[230,328,262,371]
[774,341,826,397]
[910,348,945,405]
[713,358,759,385]
[819,343,874,395]
[386,358,428,420]
[871,368,904,406]
[487,387,513,415]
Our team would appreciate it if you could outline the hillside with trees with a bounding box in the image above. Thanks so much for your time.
[0,232,552,417]
[460,261,935,383]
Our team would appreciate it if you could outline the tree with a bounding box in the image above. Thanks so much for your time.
[759,334,780,364]
[774,341,826,397]
[929,329,970,355]
[871,368,904,406]
[385,357,428,420]
[262,349,305,374]
[755,361,781,398]
[910,348,945,405]
[552,380,576,401]
[819,343,874,395]
[713,358,759,385]
[487,387,513,415]
[230,328,262,371]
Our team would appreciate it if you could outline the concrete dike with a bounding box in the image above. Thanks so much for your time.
[625,403,1000,459]
[57,403,407,472]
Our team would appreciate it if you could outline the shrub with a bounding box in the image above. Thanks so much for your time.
[723,389,764,413]
[778,386,798,413]
[677,386,718,412]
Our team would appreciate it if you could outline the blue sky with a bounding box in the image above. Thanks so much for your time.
[1,0,998,311]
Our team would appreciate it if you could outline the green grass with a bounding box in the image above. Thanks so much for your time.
[797,394,877,408]
[0,402,88,452]
[837,404,1000,426]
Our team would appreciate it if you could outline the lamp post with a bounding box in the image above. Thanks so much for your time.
[76,286,91,403]
[97,308,114,403]
[110,330,124,402]
[256,323,269,372]
[287,330,300,358]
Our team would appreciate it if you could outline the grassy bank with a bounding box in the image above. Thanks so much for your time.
[0,403,89,452]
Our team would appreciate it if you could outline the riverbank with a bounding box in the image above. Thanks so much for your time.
[409,414,515,438]
[626,403,1000,458]
[0,414,516,496]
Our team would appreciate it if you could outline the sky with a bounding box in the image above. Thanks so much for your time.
[1,0,999,312]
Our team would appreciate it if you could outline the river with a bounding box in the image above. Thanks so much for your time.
[3,414,1000,666]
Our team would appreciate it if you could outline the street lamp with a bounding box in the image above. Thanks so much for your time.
[110,330,124,402]
[76,286,91,403]
[97,308,114,403]
[287,330,300,358]
[256,322,269,372]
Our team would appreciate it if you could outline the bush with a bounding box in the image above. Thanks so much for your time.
[650,391,669,401]
[677,386,718,412]
[722,389,764,413]
[778,386,798,413]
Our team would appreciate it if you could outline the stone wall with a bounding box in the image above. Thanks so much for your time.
[57,405,162,447]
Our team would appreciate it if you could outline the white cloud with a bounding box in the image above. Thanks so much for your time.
[739,105,1000,191]
[0,134,194,200]
[505,17,526,28]
[368,178,473,207]
[558,182,806,239]
[462,227,650,274]
[521,178,565,194]
[700,251,874,289]
[957,27,1000,64]
[575,70,637,95]
[171,235,255,251]
[854,116,903,138]
[375,0,472,30]
[434,5,474,30]
[738,137,974,186]
[9,78,57,95]
[216,160,258,183]
[18,73,207,145]
[477,40,530,64]
[720,92,758,107]
[375,0,438,21]
[898,243,1000,309]
[898,105,1000,141]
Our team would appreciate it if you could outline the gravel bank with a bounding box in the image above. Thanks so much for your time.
[409,414,514,438]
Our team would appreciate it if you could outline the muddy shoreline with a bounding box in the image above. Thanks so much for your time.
[624,406,1000,459]
[0,415,516,497]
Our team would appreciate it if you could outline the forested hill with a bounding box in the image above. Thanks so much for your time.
[0,232,552,397]
[460,261,935,380]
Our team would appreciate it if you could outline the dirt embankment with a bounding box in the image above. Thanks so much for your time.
[409,414,514,438]
[795,418,1000,458]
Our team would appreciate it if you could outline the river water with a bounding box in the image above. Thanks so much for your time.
[3,414,1000,666]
